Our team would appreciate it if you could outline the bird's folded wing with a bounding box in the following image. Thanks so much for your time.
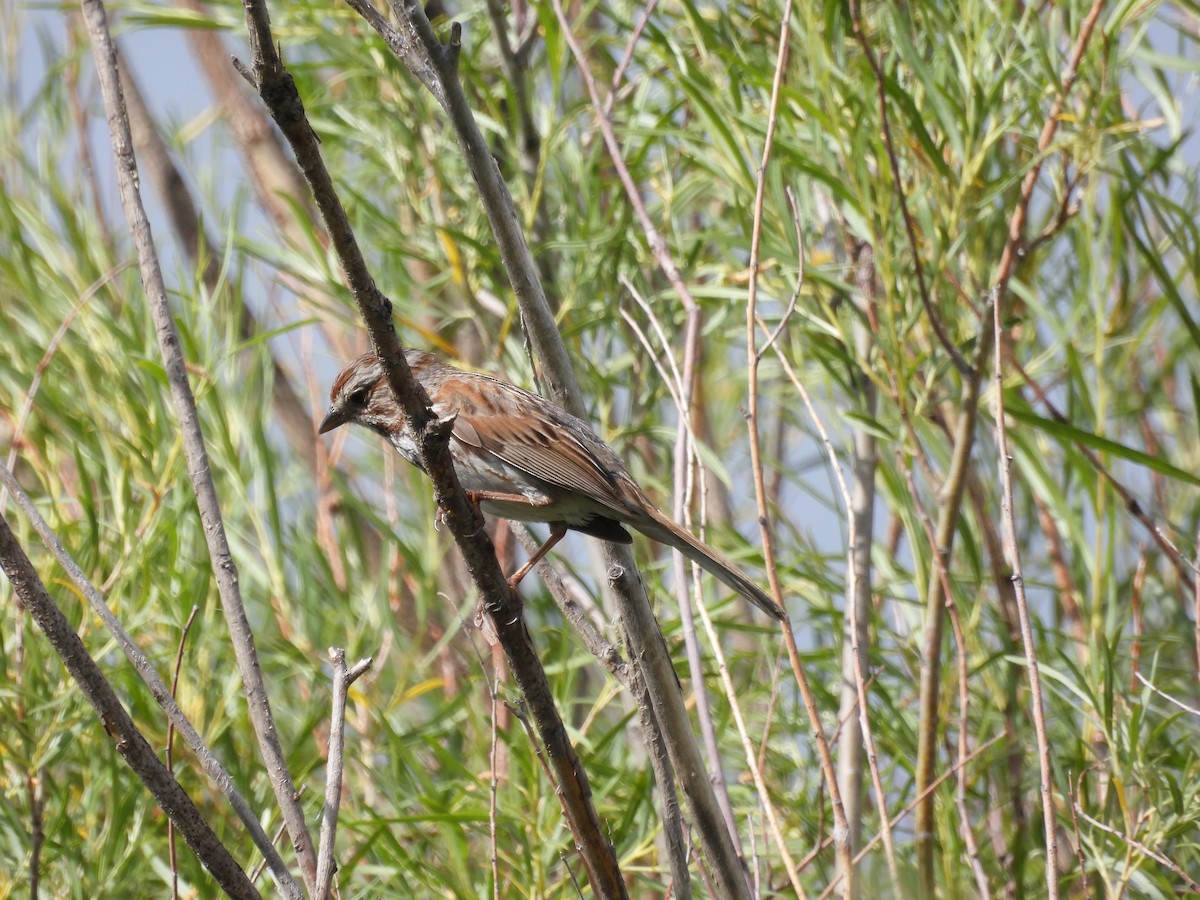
[435,387,635,517]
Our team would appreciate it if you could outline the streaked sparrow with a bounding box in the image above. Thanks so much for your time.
[320,351,785,621]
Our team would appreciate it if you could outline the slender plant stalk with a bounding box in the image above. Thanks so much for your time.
[993,301,1059,897]
[741,0,854,892]
[315,650,374,900]
[835,243,896,895]
[77,0,319,888]
[166,605,200,900]
[759,326,901,893]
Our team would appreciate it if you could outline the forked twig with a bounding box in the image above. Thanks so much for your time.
[316,649,374,899]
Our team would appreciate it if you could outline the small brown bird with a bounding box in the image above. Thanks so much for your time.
[320,351,785,621]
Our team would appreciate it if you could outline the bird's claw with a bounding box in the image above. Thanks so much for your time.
[433,494,485,533]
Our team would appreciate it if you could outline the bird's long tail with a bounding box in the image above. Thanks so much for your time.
[633,508,787,621]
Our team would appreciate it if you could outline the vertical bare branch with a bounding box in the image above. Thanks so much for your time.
[947,600,991,899]
[76,0,319,887]
[166,605,200,900]
[316,649,374,900]
[488,661,501,900]
[993,298,1059,896]
[912,333,991,887]
[835,242,882,882]
[761,335,900,897]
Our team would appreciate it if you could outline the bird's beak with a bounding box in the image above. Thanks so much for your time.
[318,408,348,435]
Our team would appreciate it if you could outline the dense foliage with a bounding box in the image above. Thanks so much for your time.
[2,0,1199,895]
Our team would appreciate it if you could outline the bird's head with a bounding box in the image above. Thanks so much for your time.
[319,354,395,437]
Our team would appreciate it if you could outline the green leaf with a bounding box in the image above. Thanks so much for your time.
[1006,405,1200,487]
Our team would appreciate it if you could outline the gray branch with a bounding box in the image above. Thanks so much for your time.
[316,649,374,899]
[77,0,318,889]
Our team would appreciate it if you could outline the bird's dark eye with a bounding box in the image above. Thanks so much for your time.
[348,388,370,406]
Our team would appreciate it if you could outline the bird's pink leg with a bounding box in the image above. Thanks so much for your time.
[455,491,566,587]
[506,523,568,590]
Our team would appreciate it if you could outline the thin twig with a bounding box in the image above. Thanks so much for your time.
[994,295,1059,896]
[249,817,294,885]
[911,320,992,889]
[489,660,501,900]
[167,605,200,900]
[755,188,804,363]
[1131,552,1147,690]
[1067,772,1093,900]
[947,593,991,899]
[905,456,990,900]
[316,649,374,900]
[602,0,661,120]
[630,272,798,895]
[688,580,808,899]
[833,238,893,888]
[1073,791,1200,893]
[78,0,318,887]
[757,647,787,775]
[1134,671,1200,718]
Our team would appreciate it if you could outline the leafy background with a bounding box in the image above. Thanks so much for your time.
[2,0,1199,896]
